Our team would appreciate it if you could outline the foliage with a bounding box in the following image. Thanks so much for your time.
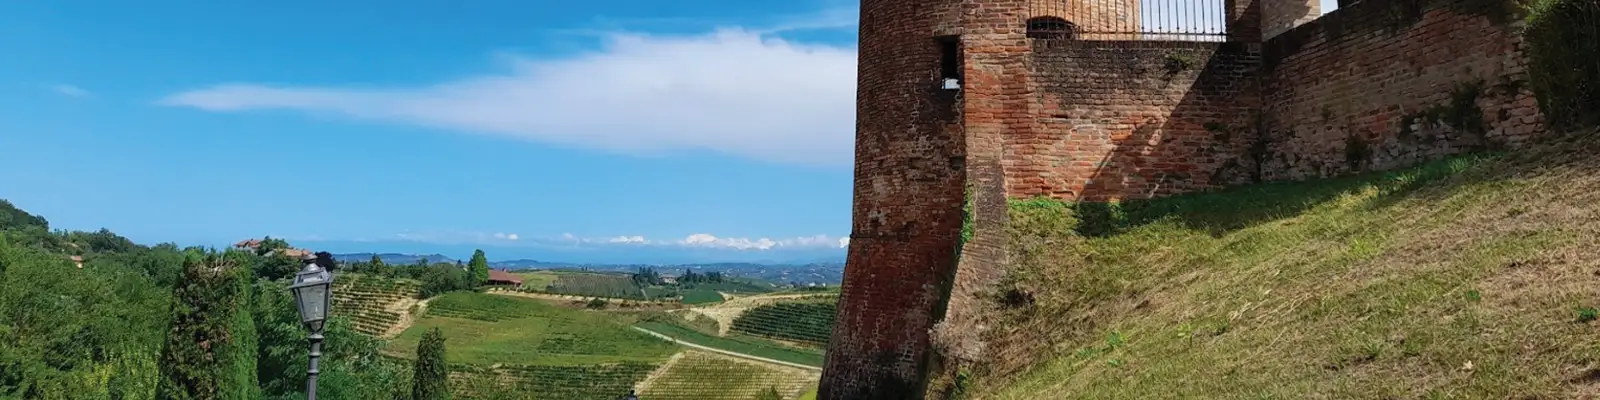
[468,249,490,288]
[0,236,169,399]
[413,328,451,400]
[754,387,783,400]
[156,249,260,400]
[1524,0,1600,130]
[419,264,474,299]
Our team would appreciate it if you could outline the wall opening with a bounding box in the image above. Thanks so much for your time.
[1026,17,1078,39]
[937,35,962,90]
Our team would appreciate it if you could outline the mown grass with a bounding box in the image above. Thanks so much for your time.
[385,292,677,366]
[635,320,826,367]
[981,135,1600,399]
[514,270,562,290]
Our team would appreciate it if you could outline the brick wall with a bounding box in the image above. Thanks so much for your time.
[1262,0,1321,39]
[1259,0,1544,181]
[817,0,969,398]
[1007,40,1263,201]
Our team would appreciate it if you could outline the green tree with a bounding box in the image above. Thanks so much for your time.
[156,249,260,400]
[412,328,450,400]
[468,249,490,287]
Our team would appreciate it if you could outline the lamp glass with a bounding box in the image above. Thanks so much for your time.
[292,269,331,332]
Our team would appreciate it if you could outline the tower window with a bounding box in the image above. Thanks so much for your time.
[936,35,961,90]
[1026,17,1076,39]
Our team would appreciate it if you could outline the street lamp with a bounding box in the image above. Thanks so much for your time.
[289,253,334,400]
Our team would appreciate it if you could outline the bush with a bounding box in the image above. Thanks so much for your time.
[156,249,260,400]
[412,328,450,400]
[1525,0,1600,130]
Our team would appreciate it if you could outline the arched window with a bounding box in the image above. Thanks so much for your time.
[1026,16,1076,39]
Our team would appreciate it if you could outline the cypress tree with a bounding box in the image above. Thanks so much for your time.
[412,328,450,400]
[468,249,490,287]
[156,249,260,400]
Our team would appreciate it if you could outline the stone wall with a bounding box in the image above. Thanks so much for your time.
[1259,0,1544,181]
[1008,40,1264,201]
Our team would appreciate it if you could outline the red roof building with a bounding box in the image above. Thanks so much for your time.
[487,269,523,288]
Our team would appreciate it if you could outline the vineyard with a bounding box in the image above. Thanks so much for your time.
[450,362,658,400]
[729,300,836,347]
[386,292,678,366]
[679,288,725,305]
[637,351,821,400]
[541,272,657,300]
[330,273,423,336]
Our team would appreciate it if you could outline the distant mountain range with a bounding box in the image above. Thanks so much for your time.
[330,253,846,285]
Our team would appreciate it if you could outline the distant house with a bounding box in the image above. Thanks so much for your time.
[487,269,524,289]
[660,275,678,285]
[233,239,264,250]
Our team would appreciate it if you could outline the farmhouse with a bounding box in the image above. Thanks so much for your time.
[486,269,523,289]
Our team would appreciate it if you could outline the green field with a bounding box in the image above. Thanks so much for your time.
[639,351,819,400]
[386,292,678,366]
[730,301,836,347]
[635,320,825,367]
[679,288,725,305]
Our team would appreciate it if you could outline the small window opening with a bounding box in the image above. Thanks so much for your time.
[1026,17,1076,40]
[937,35,961,90]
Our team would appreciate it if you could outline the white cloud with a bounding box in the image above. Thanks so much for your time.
[159,20,859,166]
[50,84,89,98]
[837,237,849,248]
[492,232,520,240]
[609,235,648,244]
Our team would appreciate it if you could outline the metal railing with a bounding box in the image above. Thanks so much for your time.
[1028,0,1229,41]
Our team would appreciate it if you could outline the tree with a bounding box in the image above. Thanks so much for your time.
[156,249,260,400]
[412,328,450,400]
[468,249,490,287]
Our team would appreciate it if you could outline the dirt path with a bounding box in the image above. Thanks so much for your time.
[632,352,689,393]
[380,297,431,339]
[631,326,821,372]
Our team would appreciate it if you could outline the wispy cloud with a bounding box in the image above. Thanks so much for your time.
[50,84,90,98]
[159,9,859,167]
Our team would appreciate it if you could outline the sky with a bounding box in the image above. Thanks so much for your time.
[0,0,1339,264]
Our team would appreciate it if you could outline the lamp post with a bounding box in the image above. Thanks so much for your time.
[289,253,334,400]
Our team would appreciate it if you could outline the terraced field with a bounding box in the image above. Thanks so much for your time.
[728,300,836,347]
[330,273,423,337]
[637,350,820,400]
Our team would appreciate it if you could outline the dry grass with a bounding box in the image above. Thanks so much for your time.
[977,132,1600,399]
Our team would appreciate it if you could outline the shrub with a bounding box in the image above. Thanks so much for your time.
[1524,0,1600,130]
[412,328,449,400]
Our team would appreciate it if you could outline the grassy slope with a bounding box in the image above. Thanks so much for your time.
[385,292,677,366]
[983,137,1600,399]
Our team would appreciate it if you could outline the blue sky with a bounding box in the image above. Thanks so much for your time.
[0,1,1338,263]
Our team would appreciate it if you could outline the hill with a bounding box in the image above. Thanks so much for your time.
[964,132,1600,399]
[334,252,458,265]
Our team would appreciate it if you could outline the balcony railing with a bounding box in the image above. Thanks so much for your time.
[1028,0,1229,42]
